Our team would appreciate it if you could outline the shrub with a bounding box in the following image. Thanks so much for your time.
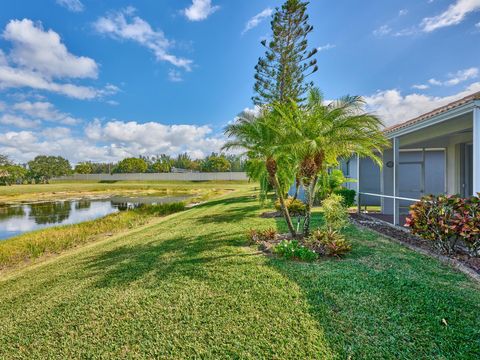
[275,197,306,216]
[246,227,278,244]
[333,188,356,208]
[321,194,349,231]
[307,228,352,257]
[273,240,318,262]
[406,194,480,256]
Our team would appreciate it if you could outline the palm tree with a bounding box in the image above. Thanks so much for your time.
[223,109,298,237]
[277,88,390,236]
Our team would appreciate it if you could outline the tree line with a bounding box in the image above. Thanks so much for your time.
[0,153,246,185]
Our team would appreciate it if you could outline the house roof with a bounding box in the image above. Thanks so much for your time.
[383,91,480,135]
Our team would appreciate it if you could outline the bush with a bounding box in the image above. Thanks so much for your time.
[273,240,318,262]
[406,194,480,256]
[307,229,352,257]
[321,194,349,231]
[274,197,306,216]
[246,227,277,244]
[333,188,356,208]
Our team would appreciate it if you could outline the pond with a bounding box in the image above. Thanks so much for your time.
[0,195,191,241]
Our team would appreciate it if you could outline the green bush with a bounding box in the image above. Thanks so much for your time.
[406,194,480,256]
[274,197,306,216]
[333,188,356,208]
[273,240,318,262]
[321,194,349,231]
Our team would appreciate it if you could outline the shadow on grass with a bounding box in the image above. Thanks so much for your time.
[84,231,259,288]
[270,210,480,359]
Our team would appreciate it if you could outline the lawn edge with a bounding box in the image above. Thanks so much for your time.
[352,221,480,284]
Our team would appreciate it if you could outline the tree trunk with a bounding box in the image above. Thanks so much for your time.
[303,175,318,237]
[271,175,297,238]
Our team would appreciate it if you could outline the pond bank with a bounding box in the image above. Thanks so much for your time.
[0,202,187,272]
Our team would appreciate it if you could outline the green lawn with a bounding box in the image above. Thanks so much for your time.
[0,186,479,359]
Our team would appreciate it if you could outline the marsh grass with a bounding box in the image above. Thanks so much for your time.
[0,202,185,269]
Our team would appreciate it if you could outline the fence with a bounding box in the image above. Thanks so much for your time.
[55,172,249,182]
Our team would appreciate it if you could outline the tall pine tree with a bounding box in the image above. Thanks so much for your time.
[253,0,318,106]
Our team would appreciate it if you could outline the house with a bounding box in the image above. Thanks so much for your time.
[344,91,480,226]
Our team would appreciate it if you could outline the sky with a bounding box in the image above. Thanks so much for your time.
[0,0,479,164]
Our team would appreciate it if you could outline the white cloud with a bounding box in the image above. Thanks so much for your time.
[94,7,193,71]
[242,8,273,34]
[444,67,478,85]
[168,69,183,82]
[56,0,84,13]
[423,67,478,87]
[0,118,226,163]
[317,43,336,52]
[399,9,409,16]
[476,21,480,27]
[373,25,392,37]
[0,100,81,129]
[421,0,480,32]
[412,84,429,90]
[0,20,114,99]
[0,66,99,99]
[3,19,97,79]
[0,118,228,163]
[0,114,40,128]
[12,101,80,125]
[365,82,480,126]
[184,0,220,22]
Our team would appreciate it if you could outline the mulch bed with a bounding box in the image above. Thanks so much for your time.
[350,213,480,280]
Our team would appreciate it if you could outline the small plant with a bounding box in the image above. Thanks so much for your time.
[321,194,349,230]
[307,228,352,257]
[246,227,278,244]
[333,188,356,208]
[273,240,318,262]
[246,229,259,245]
[275,197,306,216]
[406,194,480,256]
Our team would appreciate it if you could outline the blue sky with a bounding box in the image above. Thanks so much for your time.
[0,0,479,163]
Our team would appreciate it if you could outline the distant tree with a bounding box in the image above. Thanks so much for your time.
[0,154,11,166]
[201,153,232,172]
[173,153,193,170]
[28,156,71,183]
[90,162,114,174]
[74,162,93,174]
[114,157,148,173]
[144,154,173,173]
[0,164,27,185]
[225,155,246,172]
[253,0,318,106]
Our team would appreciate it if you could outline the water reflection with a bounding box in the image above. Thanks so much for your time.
[29,202,72,225]
[0,195,190,241]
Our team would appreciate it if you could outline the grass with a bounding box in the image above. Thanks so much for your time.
[0,180,248,203]
[0,186,479,358]
[0,202,185,270]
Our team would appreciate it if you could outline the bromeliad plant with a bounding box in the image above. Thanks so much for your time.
[406,194,480,256]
